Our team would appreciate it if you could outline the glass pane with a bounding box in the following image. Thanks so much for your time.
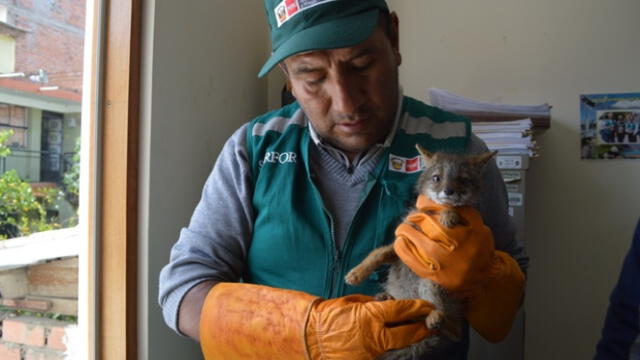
[0,0,88,358]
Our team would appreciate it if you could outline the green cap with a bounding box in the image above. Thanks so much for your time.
[259,0,389,78]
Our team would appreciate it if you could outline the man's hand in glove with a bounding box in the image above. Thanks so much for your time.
[199,283,436,360]
[393,195,525,342]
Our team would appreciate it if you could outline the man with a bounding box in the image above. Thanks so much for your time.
[159,1,528,359]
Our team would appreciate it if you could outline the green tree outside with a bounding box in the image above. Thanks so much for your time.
[63,137,80,207]
[0,129,69,240]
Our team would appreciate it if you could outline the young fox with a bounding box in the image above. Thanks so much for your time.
[345,144,497,360]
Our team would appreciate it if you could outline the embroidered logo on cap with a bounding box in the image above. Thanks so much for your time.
[275,0,340,27]
[389,154,424,174]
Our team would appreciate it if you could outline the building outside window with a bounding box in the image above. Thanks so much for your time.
[0,0,83,183]
[0,1,86,357]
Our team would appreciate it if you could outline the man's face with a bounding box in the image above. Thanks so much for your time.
[282,13,402,157]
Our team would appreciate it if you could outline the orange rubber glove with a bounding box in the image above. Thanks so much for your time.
[200,282,436,360]
[393,195,495,296]
[466,250,525,342]
[393,195,525,342]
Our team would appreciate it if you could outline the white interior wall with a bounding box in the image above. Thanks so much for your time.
[387,0,640,358]
[140,1,269,359]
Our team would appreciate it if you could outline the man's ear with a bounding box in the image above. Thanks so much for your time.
[278,62,289,77]
[278,63,294,97]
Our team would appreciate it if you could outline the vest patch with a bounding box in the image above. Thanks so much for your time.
[259,151,298,167]
[388,154,424,174]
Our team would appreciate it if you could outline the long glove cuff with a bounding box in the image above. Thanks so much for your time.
[199,282,318,360]
[466,251,526,343]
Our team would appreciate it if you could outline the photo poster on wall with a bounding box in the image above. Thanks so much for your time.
[580,92,640,159]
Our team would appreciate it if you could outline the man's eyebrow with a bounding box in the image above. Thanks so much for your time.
[289,46,374,75]
[347,47,373,62]
[292,64,322,76]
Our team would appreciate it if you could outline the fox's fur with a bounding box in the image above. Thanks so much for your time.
[345,144,496,360]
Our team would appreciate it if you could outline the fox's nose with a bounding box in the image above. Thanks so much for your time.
[444,189,455,196]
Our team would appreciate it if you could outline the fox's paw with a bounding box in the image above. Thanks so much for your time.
[374,292,395,301]
[345,269,364,285]
[426,310,444,330]
[439,209,465,228]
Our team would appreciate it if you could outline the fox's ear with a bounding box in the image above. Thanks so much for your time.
[472,150,498,167]
[416,144,438,169]
[415,144,435,160]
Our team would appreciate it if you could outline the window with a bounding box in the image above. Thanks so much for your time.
[0,103,27,148]
[0,1,89,359]
[0,0,141,357]
[0,34,15,73]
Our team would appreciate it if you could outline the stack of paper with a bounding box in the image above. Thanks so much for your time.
[472,119,536,156]
[429,88,547,157]
[429,88,551,117]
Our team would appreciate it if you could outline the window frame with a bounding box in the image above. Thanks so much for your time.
[81,0,141,358]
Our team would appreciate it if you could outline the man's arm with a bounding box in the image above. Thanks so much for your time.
[158,124,255,339]
[595,218,640,359]
[177,281,216,340]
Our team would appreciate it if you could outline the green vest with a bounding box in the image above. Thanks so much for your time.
[245,96,470,298]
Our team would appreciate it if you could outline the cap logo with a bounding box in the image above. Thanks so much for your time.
[275,0,340,27]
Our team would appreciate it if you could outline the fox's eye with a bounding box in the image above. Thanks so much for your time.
[432,175,441,182]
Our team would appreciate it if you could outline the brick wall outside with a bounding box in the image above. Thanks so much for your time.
[0,0,86,92]
[0,312,76,360]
